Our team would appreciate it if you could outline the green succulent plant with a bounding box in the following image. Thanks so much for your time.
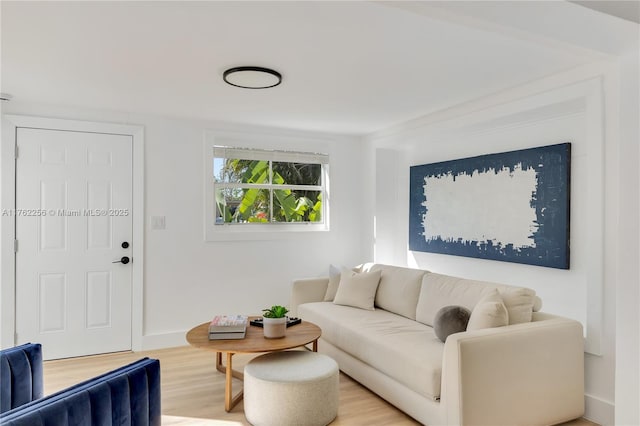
[262,305,289,319]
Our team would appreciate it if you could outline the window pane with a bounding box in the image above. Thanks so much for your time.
[215,188,239,223]
[273,189,322,223]
[213,158,270,184]
[272,162,321,186]
[215,187,270,223]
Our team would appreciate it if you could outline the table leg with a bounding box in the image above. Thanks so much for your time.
[215,352,243,379]
[225,352,233,412]
[216,352,223,373]
[313,339,318,352]
[215,352,244,412]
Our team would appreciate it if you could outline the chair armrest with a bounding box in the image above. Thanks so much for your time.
[0,358,161,426]
[290,278,329,316]
[442,316,584,426]
[0,343,43,413]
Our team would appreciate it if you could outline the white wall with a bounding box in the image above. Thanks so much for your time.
[364,61,631,425]
[0,103,366,349]
[614,49,640,426]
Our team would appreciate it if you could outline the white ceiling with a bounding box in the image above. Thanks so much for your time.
[1,1,637,135]
[571,0,640,23]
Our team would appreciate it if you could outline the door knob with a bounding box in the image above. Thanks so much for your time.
[121,242,130,249]
[112,256,130,264]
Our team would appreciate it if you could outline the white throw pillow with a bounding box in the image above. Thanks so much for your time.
[323,264,342,301]
[333,268,382,311]
[533,295,543,312]
[500,287,536,324]
[467,289,509,331]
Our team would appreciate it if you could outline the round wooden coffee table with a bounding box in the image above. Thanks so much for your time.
[186,318,321,412]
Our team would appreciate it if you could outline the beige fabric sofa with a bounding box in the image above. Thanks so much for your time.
[290,263,584,426]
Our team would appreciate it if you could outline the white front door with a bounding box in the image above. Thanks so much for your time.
[15,128,133,360]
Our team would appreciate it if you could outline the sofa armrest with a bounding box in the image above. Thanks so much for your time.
[290,278,329,316]
[442,316,584,426]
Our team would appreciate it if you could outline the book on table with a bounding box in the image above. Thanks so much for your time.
[208,330,246,340]
[208,315,248,340]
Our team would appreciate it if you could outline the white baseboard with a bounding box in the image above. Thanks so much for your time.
[585,393,614,425]
[141,330,189,351]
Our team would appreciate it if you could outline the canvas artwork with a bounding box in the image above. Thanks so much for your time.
[409,143,571,269]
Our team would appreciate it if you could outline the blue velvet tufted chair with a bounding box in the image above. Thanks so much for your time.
[1,343,161,426]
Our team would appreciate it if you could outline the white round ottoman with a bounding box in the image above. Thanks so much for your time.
[244,351,339,426]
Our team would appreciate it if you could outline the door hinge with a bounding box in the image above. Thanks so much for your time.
[14,239,18,253]
[14,145,19,159]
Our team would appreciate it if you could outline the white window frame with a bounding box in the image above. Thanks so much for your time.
[204,133,331,241]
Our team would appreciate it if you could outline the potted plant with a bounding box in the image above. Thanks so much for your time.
[262,305,289,339]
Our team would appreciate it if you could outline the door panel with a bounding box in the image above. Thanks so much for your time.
[38,273,66,333]
[40,181,68,250]
[87,181,113,249]
[86,271,111,329]
[16,128,133,360]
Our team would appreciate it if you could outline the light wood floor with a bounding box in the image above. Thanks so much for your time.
[43,346,598,426]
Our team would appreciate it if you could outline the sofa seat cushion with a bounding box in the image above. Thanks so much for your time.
[298,302,444,400]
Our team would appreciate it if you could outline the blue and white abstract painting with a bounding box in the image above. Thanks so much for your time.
[409,143,571,269]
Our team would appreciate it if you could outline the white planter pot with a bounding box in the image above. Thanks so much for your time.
[263,317,286,339]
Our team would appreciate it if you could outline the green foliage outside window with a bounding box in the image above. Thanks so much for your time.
[214,158,323,224]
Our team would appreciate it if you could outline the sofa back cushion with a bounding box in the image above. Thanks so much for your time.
[369,264,427,320]
[416,273,495,326]
[416,273,538,327]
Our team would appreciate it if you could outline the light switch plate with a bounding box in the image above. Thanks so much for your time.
[151,216,166,230]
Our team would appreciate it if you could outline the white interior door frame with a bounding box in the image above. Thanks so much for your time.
[1,115,144,351]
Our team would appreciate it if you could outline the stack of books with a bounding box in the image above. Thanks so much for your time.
[208,315,248,340]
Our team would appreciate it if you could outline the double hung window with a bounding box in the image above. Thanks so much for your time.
[212,146,328,226]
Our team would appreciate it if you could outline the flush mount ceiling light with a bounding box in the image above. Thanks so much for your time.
[223,66,282,89]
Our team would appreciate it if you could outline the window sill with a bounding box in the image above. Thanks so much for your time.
[205,224,330,241]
